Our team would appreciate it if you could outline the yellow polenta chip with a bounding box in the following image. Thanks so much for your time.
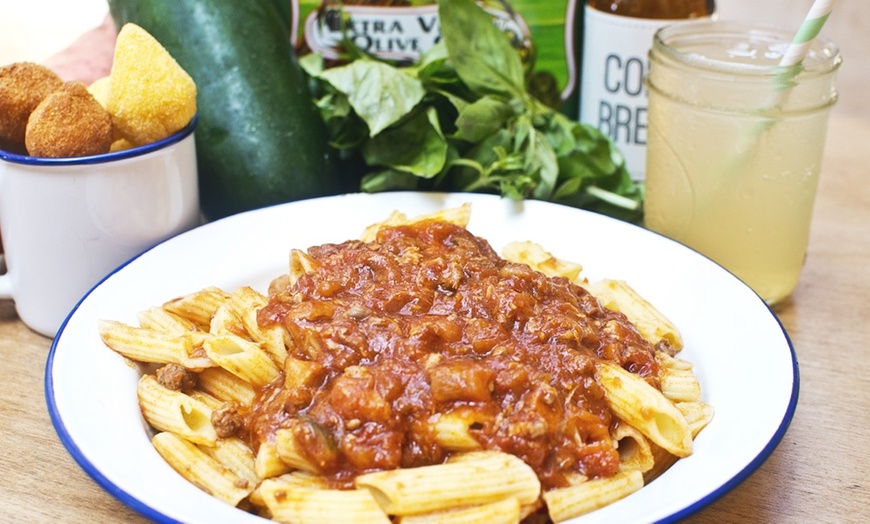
[110,138,135,152]
[107,23,196,146]
[87,76,111,108]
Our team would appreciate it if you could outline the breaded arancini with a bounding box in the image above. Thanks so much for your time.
[25,81,113,158]
[0,62,63,152]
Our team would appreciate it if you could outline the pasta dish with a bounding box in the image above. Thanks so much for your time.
[99,204,712,523]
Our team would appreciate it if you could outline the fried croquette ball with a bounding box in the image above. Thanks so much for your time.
[25,81,113,158]
[107,23,197,146]
[0,62,63,150]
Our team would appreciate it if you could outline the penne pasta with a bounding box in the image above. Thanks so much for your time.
[501,241,584,282]
[255,442,292,479]
[137,375,217,446]
[98,320,213,370]
[200,436,259,490]
[209,302,246,338]
[595,361,693,458]
[152,431,252,506]
[225,286,287,363]
[274,425,323,474]
[658,353,703,402]
[248,471,328,509]
[587,279,683,351]
[432,410,485,452]
[188,389,223,410]
[355,450,540,516]
[197,366,256,407]
[612,421,655,474]
[137,306,199,334]
[543,470,644,522]
[267,470,330,489]
[202,334,280,388]
[660,367,703,403]
[360,203,471,242]
[258,479,391,524]
[678,401,715,438]
[397,496,521,524]
[287,249,320,287]
[162,286,233,330]
[360,211,408,243]
[656,351,694,371]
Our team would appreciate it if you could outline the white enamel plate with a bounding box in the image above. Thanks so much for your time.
[46,192,798,523]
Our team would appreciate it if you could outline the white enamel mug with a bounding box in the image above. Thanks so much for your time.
[0,116,201,337]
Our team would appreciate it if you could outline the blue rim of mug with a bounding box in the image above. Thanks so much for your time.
[0,114,198,166]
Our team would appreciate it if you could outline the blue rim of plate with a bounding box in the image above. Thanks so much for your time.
[664,312,799,522]
[44,246,184,523]
[42,196,800,523]
[0,114,197,166]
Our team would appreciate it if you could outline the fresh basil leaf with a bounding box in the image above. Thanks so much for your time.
[512,115,532,155]
[436,0,526,100]
[558,182,644,223]
[501,179,535,200]
[429,87,470,117]
[569,121,623,175]
[454,96,516,143]
[299,0,645,222]
[447,130,512,191]
[320,60,426,136]
[312,92,369,149]
[418,60,479,105]
[325,114,369,150]
[555,154,643,222]
[298,52,324,77]
[553,176,583,200]
[536,111,577,156]
[361,168,421,192]
[314,92,349,121]
[363,107,447,178]
[528,130,559,200]
[496,115,555,199]
[416,41,450,77]
[556,153,600,186]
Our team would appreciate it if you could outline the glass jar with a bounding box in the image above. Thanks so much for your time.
[643,20,841,305]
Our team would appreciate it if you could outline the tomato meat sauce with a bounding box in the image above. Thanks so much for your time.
[252,220,662,489]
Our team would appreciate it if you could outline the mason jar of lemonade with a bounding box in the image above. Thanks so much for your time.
[643,21,841,305]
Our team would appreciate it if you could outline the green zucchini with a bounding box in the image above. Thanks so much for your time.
[107,0,351,220]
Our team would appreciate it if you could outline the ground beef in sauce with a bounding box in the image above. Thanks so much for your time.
[156,363,196,391]
[250,220,661,490]
[212,402,244,439]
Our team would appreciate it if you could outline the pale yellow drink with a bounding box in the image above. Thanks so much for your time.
[644,22,840,304]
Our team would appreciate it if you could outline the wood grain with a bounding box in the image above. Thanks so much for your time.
[684,115,870,524]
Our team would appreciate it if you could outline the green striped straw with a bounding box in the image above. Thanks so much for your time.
[779,0,838,69]
[768,0,838,106]
[715,0,838,192]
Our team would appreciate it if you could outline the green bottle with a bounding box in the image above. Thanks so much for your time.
[276,0,585,115]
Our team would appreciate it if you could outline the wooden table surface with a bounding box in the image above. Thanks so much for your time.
[2,19,869,524]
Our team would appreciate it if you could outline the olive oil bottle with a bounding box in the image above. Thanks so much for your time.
[276,0,584,114]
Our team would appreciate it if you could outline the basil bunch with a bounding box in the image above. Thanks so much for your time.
[301,0,643,222]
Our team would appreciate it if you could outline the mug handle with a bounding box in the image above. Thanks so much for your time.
[0,255,11,299]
